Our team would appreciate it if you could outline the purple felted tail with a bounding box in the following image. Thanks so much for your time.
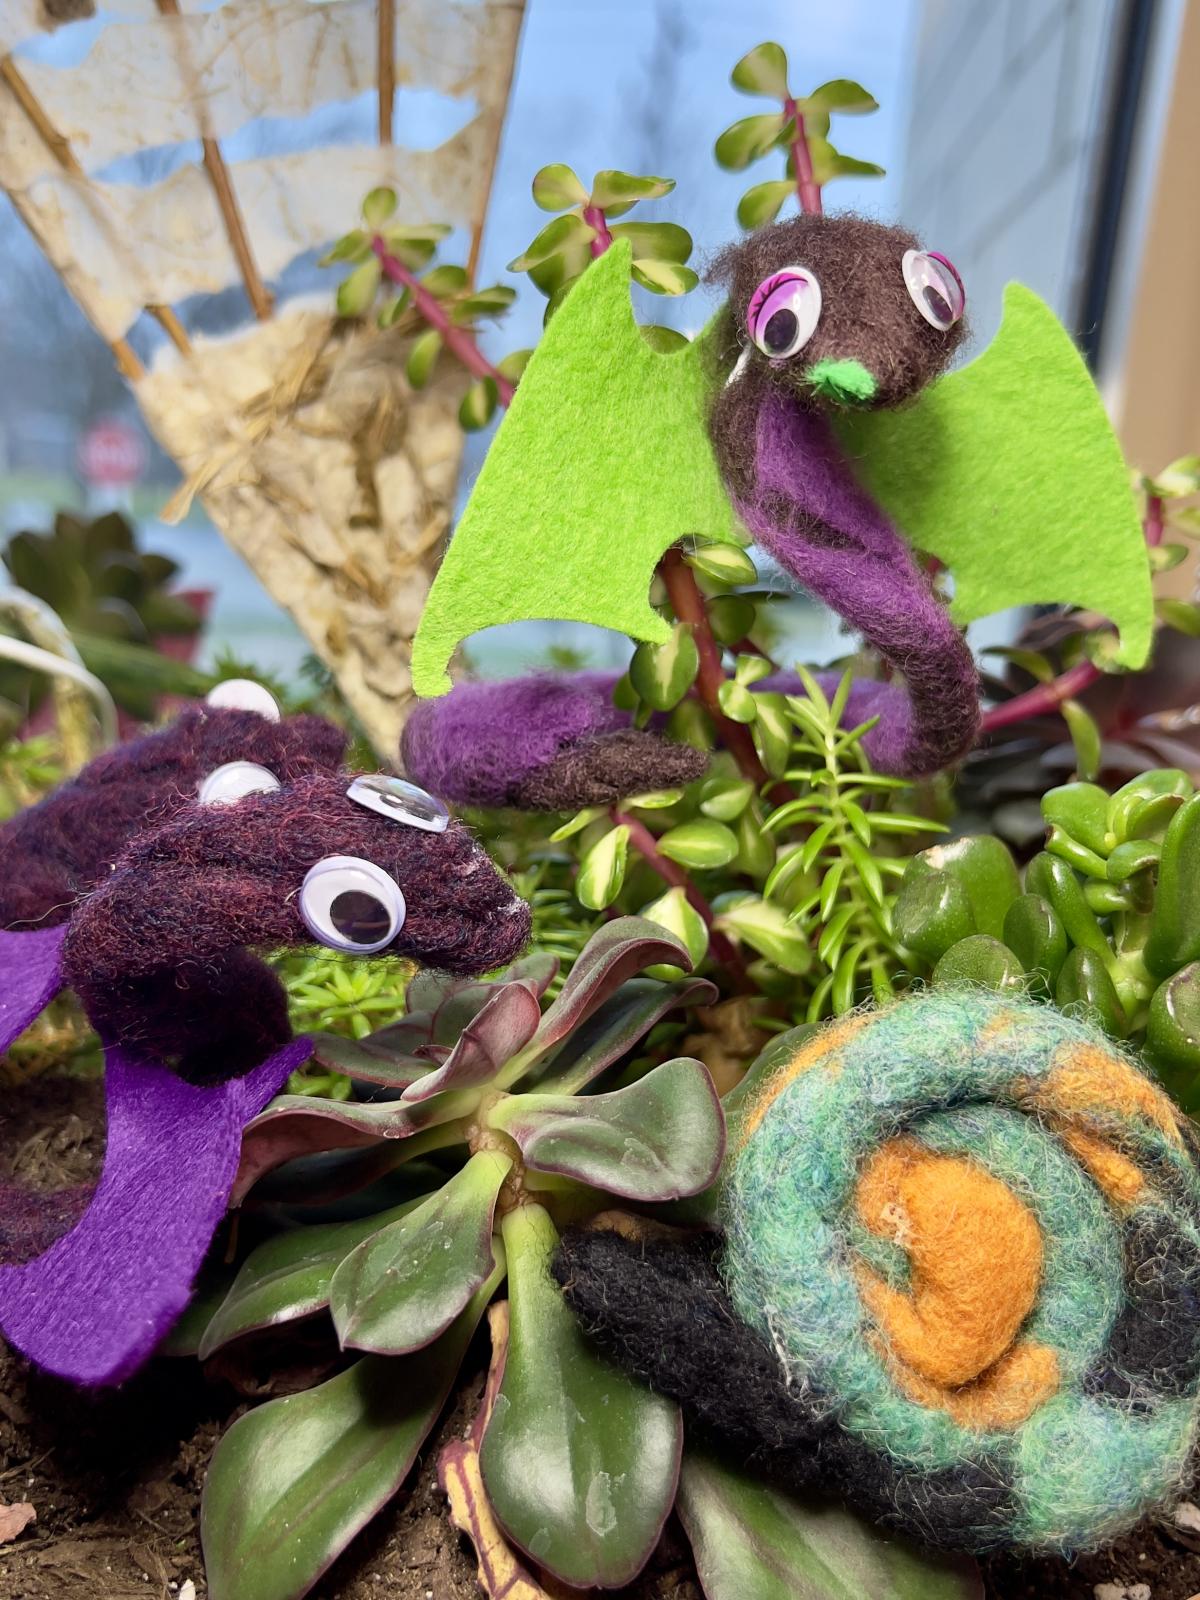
[0,925,67,1053]
[0,1034,313,1385]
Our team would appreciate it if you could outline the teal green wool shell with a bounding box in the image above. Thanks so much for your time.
[720,990,1200,1553]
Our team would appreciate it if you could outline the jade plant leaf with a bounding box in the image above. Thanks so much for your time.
[833,284,1152,669]
[401,982,542,1103]
[330,1151,511,1355]
[490,1057,724,1200]
[480,1204,682,1587]
[198,1198,424,1358]
[676,1452,983,1600]
[411,240,738,695]
[202,1262,502,1600]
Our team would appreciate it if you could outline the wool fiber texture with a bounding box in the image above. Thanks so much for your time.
[62,771,531,1078]
[402,671,707,808]
[0,706,346,929]
[560,991,1200,1555]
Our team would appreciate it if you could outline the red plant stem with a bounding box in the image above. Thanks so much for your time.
[613,809,750,984]
[582,203,615,258]
[371,236,516,405]
[659,549,768,784]
[784,95,823,217]
[978,494,1164,734]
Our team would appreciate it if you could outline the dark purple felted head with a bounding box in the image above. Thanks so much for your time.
[62,770,530,1080]
[709,213,967,413]
[0,681,347,931]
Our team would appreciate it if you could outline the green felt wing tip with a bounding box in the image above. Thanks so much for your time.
[833,283,1153,670]
[410,240,739,698]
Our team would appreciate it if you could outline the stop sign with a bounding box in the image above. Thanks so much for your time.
[78,419,146,488]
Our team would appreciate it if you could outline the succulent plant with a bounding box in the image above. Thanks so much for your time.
[895,768,1200,1109]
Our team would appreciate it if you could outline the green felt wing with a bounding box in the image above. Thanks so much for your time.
[411,241,738,697]
[832,283,1152,669]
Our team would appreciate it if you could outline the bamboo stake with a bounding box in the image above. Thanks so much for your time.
[465,0,527,285]
[378,0,396,145]
[0,55,192,366]
[154,0,273,322]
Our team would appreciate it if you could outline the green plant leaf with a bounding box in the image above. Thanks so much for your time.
[1041,781,1110,856]
[700,776,755,822]
[1055,947,1127,1037]
[549,806,607,842]
[717,678,758,723]
[454,284,518,320]
[480,1205,681,1586]
[402,981,543,1104]
[1002,894,1068,996]
[1144,793,1200,977]
[490,1057,723,1200]
[731,41,790,98]
[532,163,589,212]
[377,291,411,328]
[577,824,632,911]
[199,1199,423,1357]
[202,1263,501,1600]
[657,819,739,869]
[751,692,791,777]
[630,259,700,295]
[933,935,1025,992]
[1152,454,1200,498]
[714,113,789,171]
[707,593,757,645]
[805,78,879,114]
[459,378,500,431]
[685,543,758,586]
[629,623,699,710]
[676,1451,982,1600]
[320,230,371,265]
[336,257,381,317]
[497,347,534,383]
[609,220,693,263]
[894,869,975,964]
[1061,698,1102,781]
[361,186,397,227]
[1146,963,1200,1105]
[640,885,710,977]
[330,1151,510,1354]
[908,836,1020,939]
[590,169,675,209]
[716,895,811,974]
[528,974,717,1095]
[507,213,596,272]
[737,179,795,229]
[405,327,442,388]
[640,324,691,352]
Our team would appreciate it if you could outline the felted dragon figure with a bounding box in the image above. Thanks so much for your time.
[0,685,529,1384]
[404,217,1151,807]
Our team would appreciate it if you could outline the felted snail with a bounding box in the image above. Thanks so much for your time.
[0,684,530,1384]
[555,991,1200,1555]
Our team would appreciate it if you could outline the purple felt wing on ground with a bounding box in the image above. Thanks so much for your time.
[0,924,66,1054]
[0,1034,313,1386]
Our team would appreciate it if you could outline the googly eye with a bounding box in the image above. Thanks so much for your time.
[746,266,822,360]
[204,679,281,722]
[902,249,965,331]
[299,854,406,955]
[347,774,450,833]
[197,761,282,807]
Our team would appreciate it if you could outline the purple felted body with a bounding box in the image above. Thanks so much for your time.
[401,670,707,808]
[736,397,980,776]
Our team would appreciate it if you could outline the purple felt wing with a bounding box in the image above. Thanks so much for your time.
[0,1034,313,1385]
[0,924,67,1054]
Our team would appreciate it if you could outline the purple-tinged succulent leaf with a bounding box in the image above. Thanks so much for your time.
[199,1197,425,1358]
[309,1031,431,1089]
[0,1034,312,1387]
[676,1450,984,1600]
[489,1058,724,1201]
[330,1150,510,1354]
[0,924,66,1054]
[522,916,693,1062]
[202,1262,502,1600]
[431,980,512,1046]
[402,982,542,1104]
[233,1090,462,1205]
[480,1203,681,1589]
[527,975,719,1095]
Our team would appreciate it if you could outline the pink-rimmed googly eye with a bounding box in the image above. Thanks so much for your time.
[902,249,965,330]
[746,266,822,360]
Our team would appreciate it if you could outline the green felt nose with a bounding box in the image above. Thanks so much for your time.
[805,358,877,404]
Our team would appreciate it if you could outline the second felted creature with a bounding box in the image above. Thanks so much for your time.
[556,990,1200,1555]
[0,688,530,1385]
